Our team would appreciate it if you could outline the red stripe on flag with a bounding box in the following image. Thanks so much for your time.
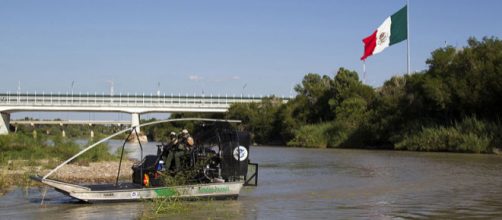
[361,30,377,60]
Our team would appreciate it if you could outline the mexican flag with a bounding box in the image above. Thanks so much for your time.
[361,5,407,60]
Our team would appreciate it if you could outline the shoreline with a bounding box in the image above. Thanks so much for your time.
[1,160,135,197]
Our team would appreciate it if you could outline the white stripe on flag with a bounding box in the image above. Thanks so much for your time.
[373,17,392,55]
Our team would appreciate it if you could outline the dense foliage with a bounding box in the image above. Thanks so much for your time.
[227,37,502,152]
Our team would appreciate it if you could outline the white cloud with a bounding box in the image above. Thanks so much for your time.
[188,75,204,81]
[189,75,240,82]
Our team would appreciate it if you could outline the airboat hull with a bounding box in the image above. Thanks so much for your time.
[31,176,243,202]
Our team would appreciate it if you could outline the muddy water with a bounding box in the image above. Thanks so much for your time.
[2,146,502,219]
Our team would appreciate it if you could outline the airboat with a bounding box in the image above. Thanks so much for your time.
[31,118,258,202]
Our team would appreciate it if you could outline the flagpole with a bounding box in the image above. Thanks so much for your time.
[363,61,366,84]
[406,0,411,75]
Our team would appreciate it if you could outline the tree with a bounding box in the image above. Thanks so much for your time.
[294,73,333,123]
[227,96,283,144]
[329,68,374,120]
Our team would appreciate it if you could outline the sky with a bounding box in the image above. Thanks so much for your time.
[1,0,501,119]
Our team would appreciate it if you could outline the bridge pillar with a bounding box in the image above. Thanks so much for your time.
[31,123,37,139]
[89,123,94,139]
[131,113,141,134]
[0,112,10,135]
[60,123,66,138]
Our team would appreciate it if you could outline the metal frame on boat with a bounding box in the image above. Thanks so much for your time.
[31,118,258,202]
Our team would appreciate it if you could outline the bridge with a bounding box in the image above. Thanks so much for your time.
[10,120,131,126]
[0,92,289,134]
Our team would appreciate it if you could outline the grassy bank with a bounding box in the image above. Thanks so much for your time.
[0,133,120,196]
[282,117,501,153]
[0,133,118,166]
[287,123,331,148]
[395,117,501,153]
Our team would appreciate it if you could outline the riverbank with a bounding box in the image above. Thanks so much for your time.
[0,160,134,197]
[48,160,134,183]
[0,133,126,195]
[253,117,501,154]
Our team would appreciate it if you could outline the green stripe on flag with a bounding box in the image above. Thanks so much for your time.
[390,5,407,45]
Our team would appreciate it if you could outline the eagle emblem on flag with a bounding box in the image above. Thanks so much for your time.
[377,32,389,46]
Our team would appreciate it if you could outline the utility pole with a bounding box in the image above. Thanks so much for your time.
[107,80,114,96]
[71,81,75,103]
[17,81,21,102]
[241,83,247,101]
[157,82,160,96]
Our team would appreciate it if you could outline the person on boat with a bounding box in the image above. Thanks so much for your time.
[165,131,178,150]
[162,131,178,159]
[165,129,194,172]
[178,129,195,151]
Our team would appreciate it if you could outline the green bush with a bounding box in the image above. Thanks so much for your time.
[395,117,494,153]
[0,134,48,164]
[0,134,117,165]
[49,136,81,160]
[287,123,331,148]
[76,142,117,164]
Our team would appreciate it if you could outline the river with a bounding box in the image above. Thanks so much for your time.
[2,143,502,219]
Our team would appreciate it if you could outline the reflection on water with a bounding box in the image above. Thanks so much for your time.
[2,146,502,219]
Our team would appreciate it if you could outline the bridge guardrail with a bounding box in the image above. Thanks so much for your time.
[0,92,289,108]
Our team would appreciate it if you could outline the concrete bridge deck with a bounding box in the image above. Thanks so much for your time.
[10,120,131,126]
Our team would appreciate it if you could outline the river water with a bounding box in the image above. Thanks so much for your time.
[2,143,502,219]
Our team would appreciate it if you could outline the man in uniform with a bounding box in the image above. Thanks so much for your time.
[178,129,194,151]
[165,129,194,172]
[162,131,178,159]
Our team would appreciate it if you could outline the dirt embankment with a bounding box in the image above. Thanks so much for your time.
[3,160,136,184]
[51,160,135,183]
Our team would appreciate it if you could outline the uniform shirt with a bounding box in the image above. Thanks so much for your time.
[178,136,194,150]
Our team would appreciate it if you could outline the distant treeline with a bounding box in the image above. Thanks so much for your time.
[223,37,502,153]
